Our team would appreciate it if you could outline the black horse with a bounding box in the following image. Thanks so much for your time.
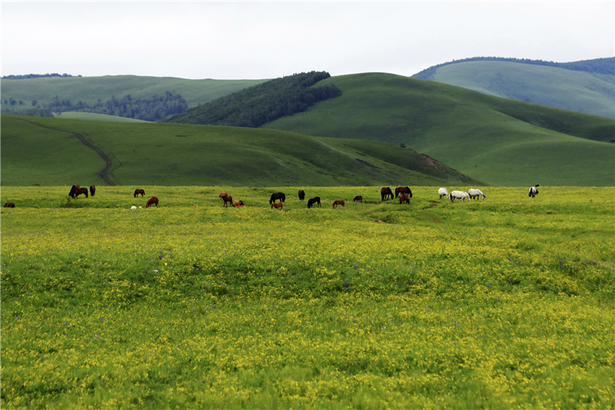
[381,187,394,201]
[307,197,321,209]
[269,192,286,204]
[90,185,96,197]
[298,190,305,200]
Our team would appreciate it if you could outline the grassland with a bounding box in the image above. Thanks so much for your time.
[1,115,479,187]
[1,185,614,409]
[263,73,615,186]
[422,61,615,119]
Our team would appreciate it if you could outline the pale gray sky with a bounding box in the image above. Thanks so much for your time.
[2,1,613,80]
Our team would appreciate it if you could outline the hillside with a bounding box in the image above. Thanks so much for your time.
[262,73,615,186]
[0,115,480,187]
[412,57,614,118]
[1,75,266,115]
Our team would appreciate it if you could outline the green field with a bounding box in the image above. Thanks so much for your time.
[263,73,615,186]
[1,186,613,409]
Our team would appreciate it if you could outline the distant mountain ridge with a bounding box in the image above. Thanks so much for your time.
[412,57,614,118]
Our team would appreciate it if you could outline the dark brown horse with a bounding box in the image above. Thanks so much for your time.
[332,200,345,208]
[298,190,305,200]
[381,187,393,201]
[134,188,145,198]
[219,192,228,201]
[399,192,410,204]
[353,195,363,202]
[307,197,321,209]
[74,187,89,198]
[89,185,96,197]
[271,202,284,210]
[269,192,286,204]
[395,186,413,199]
[4,203,15,208]
[69,184,80,198]
[146,196,159,208]
[221,195,233,207]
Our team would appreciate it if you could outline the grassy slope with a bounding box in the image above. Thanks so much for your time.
[1,75,267,110]
[427,61,615,119]
[1,115,479,187]
[262,73,615,186]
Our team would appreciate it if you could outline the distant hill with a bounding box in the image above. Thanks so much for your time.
[165,71,342,127]
[262,73,614,186]
[1,115,480,187]
[412,57,614,118]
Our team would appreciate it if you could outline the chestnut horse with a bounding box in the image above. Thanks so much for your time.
[269,192,286,204]
[74,187,89,198]
[381,187,393,201]
[353,195,363,202]
[271,202,284,210]
[307,197,321,209]
[146,196,159,208]
[395,186,413,199]
[399,192,410,204]
[232,200,245,208]
[134,189,145,198]
[89,185,96,197]
[333,200,345,208]
[221,195,233,207]
[219,192,228,201]
[298,190,305,200]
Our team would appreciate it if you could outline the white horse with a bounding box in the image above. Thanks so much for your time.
[450,190,471,203]
[438,188,450,199]
[528,185,539,198]
[468,188,485,200]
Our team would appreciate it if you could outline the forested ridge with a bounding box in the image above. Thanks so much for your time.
[165,71,341,127]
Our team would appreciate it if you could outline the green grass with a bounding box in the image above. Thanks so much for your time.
[53,112,148,122]
[427,61,615,119]
[1,75,266,111]
[1,186,614,409]
[1,115,481,187]
[262,73,615,186]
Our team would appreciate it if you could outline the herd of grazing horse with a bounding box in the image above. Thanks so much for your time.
[3,185,543,210]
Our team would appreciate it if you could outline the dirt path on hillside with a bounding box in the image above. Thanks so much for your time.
[22,119,117,186]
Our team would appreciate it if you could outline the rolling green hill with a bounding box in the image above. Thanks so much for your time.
[1,75,266,114]
[262,73,615,186]
[1,115,480,187]
[412,58,614,118]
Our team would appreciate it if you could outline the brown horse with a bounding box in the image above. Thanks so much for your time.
[69,184,80,198]
[271,202,284,210]
[74,187,89,198]
[399,192,410,204]
[219,192,228,201]
[134,188,145,197]
[353,195,363,202]
[395,186,413,199]
[298,190,305,200]
[269,192,286,204]
[381,187,393,201]
[333,200,345,208]
[89,185,96,197]
[221,195,233,207]
[4,203,15,208]
[307,197,321,209]
[232,200,245,208]
[146,196,159,208]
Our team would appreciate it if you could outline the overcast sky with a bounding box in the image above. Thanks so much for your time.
[2,1,613,80]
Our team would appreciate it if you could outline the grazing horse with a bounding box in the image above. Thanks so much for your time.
[395,186,412,199]
[232,200,245,208]
[221,195,233,207]
[399,193,410,204]
[353,195,363,202]
[381,187,394,201]
[89,185,96,197]
[4,203,15,208]
[69,184,80,198]
[332,200,345,208]
[450,190,471,203]
[529,185,540,198]
[468,188,485,200]
[271,202,284,210]
[438,188,450,200]
[74,187,89,198]
[134,188,145,198]
[307,197,321,209]
[146,196,159,208]
[269,192,285,204]
[219,192,228,201]
[298,190,306,200]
